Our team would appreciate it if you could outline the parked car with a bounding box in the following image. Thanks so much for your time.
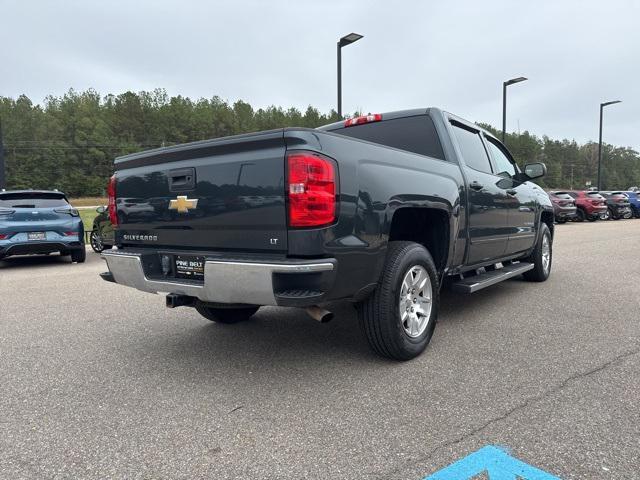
[548,191,577,223]
[566,190,607,222]
[99,108,554,361]
[600,191,632,220]
[89,205,115,253]
[0,190,85,262]
[626,191,640,218]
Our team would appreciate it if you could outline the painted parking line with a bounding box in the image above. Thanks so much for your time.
[424,445,561,480]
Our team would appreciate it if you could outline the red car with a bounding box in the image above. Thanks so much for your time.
[566,190,608,222]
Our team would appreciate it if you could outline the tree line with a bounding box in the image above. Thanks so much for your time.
[0,89,638,196]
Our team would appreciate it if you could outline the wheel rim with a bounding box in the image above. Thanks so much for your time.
[90,231,103,251]
[541,234,551,273]
[399,265,433,338]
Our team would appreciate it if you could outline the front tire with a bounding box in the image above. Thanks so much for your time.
[357,241,439,361]
[90,230,104,253]
[522,223,552,282]
[195,301,259,323]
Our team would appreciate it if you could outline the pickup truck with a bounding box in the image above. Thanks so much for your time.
[100,108,554,360]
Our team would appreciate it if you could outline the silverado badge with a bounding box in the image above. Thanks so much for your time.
[169,196,198,213]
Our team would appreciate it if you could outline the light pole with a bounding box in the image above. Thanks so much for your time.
[597,100,621,191]
[502,76,527,143]
[337,32,363,118]
[0,117,5,190]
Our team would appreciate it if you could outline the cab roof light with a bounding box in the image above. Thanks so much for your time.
[344,113,382,127]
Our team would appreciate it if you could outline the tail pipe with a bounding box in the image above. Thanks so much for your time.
[306,306,334,323]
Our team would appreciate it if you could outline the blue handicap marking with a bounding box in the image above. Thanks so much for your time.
[424,445,561,480]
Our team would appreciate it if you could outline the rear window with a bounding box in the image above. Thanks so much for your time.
[551,192,572,200]
[0,193,68,208]
[332,115,446,160]
[587,192,605,200]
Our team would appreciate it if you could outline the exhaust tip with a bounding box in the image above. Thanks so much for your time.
[306,306,334,323]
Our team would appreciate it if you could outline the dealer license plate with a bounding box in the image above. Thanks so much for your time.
[174,255,205,280]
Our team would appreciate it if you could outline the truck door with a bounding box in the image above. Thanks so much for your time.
[483,136,537,255]
[450,122,509,265]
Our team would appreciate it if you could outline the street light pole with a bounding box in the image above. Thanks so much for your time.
[597,100,621,191]
[0,117,5,190]
[337,33,363,118]
[501,76,527,143]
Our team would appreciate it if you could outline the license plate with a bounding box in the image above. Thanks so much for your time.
[174,255,205,280]
[28,232,46,241]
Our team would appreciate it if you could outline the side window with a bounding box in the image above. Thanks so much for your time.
[451,124,493,174]
[485,137,516,177]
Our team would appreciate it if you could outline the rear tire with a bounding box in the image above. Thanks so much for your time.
[556,218,566,224]
[195,301,259,323]
[575,209,585,222]
[522,223,552,282]
[357,241,439,361]
[71,248,86,263]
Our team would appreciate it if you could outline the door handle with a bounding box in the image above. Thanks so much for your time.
[469,181,484,191]
[506,189,517,195]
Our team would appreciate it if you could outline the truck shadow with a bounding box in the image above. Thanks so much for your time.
[132,281,525,375]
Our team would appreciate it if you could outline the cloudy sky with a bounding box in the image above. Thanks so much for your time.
[2,0,638,149]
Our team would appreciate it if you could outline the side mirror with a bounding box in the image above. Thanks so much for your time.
[96,206,106,214]
[524,162,547,179]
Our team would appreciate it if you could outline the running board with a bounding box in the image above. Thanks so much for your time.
[451,262,534,293]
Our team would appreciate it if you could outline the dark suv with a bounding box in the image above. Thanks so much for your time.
[89,206,115,253]
[600,191,632,220]
[566,190,607,222]
[548,191,577,223]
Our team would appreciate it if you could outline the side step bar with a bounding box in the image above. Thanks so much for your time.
[451,262,534,293]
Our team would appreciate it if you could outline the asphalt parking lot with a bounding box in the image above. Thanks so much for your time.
[1,221,639,479]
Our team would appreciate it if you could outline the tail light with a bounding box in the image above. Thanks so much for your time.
[287,151,336,227]
[344,113,382,127]
[107,175,118,226]
[0,233,11,240]
[54,208,80,217]
[590,200,600,206]
[0,208,15,216]
[63,231,77,236]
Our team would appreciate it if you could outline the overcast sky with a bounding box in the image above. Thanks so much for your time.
[2,0,638,149]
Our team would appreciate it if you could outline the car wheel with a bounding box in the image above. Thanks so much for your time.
[608,207,619,220]
[575,209,585,222]
[522,223,552,282]
[89,230,104,253]
[556,218,566,224]
[587,215,598,222]
[70,248,86,263]
[357,241,439,361]
[194,301,259,323]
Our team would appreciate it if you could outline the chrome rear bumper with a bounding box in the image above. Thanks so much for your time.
[101,250,335,306]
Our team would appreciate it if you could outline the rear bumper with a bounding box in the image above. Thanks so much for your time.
[0,241,83,258]
[101,250,337,307]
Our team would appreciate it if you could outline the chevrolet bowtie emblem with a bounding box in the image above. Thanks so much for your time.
[169,196,198,213]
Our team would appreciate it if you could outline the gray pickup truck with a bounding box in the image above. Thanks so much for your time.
[101,108,554,360]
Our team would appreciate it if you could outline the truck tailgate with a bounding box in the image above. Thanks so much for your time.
[114,130,287,252]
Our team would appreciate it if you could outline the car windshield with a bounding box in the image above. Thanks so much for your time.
[0,193,69,208]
